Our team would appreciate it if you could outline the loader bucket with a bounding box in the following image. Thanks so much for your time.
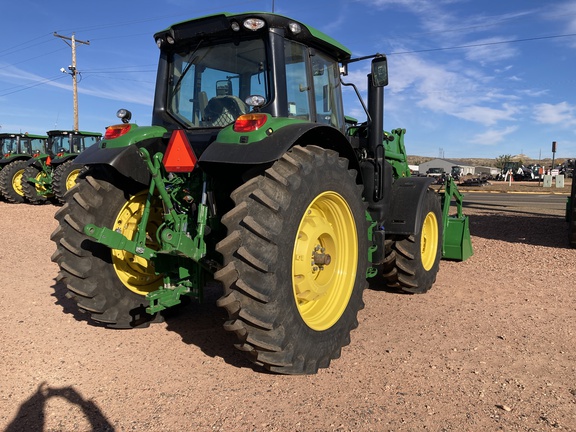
[443,213,473,261]
[439,177,473,261]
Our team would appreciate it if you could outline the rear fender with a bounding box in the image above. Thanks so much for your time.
[74,137,165,186]
[0,156,30,167]
[199,123,359,174]
[49,154,77,168]
[384,176,436,236]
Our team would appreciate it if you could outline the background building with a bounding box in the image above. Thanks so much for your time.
[418,159,476,176]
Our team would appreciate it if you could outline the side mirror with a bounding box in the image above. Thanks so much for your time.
[371,56,388,87]
[216,80,232,96]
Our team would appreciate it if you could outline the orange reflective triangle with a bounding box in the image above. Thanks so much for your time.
[163,130,197,172]
[46,156,52,166]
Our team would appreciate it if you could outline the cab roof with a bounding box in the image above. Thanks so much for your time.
[0,132,48,139]
[154,12,352,63]
[47,130,102,137]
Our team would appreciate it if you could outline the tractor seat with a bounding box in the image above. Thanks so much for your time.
[203,96,247,127]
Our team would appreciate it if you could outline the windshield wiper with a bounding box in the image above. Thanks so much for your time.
[169,39,204,103]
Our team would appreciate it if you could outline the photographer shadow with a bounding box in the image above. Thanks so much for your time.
[4,382,114,432]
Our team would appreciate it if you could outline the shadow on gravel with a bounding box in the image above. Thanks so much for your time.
[4,382,114,432]
[50,280,108,328]
[162,282,260,372]
[367,277,412,294]
[50,278,259,372]
[464,204,570,248]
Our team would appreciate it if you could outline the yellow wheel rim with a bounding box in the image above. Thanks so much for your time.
[111,191,163,295]
[12,169,25,197]
[421,211,439,271]
[35,172,50,194]
[65,168,81,190]
[292,191,358,331]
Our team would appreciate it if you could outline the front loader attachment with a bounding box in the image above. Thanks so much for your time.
[439,177,473,261]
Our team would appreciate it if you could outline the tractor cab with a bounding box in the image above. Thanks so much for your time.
[0,134,19,159]
[46,130,101,161]
[1,133,48,163]
[151,13,350,154]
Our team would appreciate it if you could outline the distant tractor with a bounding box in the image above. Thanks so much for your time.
[451,166,462,181]
[22,129,101,204]
[0,132,48,203]
[51,12,472,374]
[426,167,445,178]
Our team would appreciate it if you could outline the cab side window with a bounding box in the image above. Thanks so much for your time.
[284,40,311,120]
[312,53,344,128]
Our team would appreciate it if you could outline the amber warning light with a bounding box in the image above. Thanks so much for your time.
[162,130,197,172]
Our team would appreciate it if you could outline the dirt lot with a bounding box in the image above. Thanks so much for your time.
[1,182,575,431]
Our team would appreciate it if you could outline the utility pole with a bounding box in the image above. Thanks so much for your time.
[54,32,90,131]
[551,141,557,172]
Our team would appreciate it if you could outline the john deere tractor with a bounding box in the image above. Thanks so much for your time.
[22,129,101,204]
[51,12,472,374]
[0,132,48,203]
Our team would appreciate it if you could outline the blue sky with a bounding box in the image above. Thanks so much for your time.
[1,0,576,160]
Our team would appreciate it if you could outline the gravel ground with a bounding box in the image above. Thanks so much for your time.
[1,189,575,431]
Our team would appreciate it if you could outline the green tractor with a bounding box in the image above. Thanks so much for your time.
[0,132,48,203]
[23,129,101,204]
[51,12,472,374]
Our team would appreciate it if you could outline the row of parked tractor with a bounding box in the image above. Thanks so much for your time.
[0,130,101,205]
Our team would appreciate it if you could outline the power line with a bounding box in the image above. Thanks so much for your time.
[0,47,68,71]
[82,64,157,73]
[0,32,54,57]
[388,32,576,55]
[0,75,68,97]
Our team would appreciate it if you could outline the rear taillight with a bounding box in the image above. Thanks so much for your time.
[104,124,132,139]
[233,113,268,132]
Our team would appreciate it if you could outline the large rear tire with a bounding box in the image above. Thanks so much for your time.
[21,165,53,205]
[53,159,86,205]
[0,160,28,203]
[381,188,442,294]
[215,145,368,374]
[51,165,164,328]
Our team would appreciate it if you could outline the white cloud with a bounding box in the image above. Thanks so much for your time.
[386,53,520,126]
[533,101,576,126]
[464,37,519,64]
[469,125,518,145]
[455,104,519,125]
[544,1,576,44]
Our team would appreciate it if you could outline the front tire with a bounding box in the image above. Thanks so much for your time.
[51,165,163,328]
[53,159,86,204]
[0,160,28,203]
[215,145,368,374]
[382,188,442,294]
[21,164,53,205]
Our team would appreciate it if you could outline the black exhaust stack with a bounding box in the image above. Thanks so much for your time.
[363,56,391,224]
